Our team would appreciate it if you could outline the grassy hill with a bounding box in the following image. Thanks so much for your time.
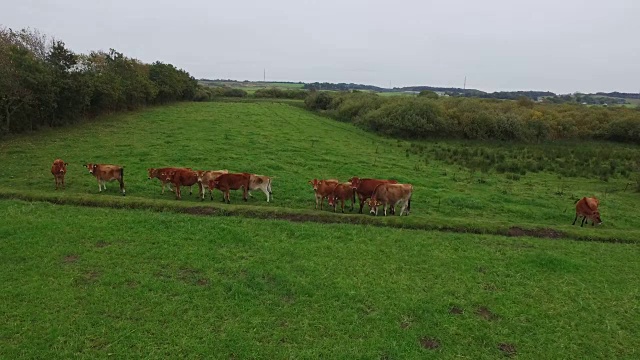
[1,100,639,358]
[0,101,638,241]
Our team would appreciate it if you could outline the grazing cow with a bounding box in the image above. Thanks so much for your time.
[147,167,192,194]
[367,183,413,216]
[84,163,125,196]
[247,174,274,203]
[328,182,355,213]
[348,177,398,214]
[573,197,602,227]
[196,169,229,200]
[164,169,201,200]
[308,179,339,210]
[209,173,251,204]
[51,159,68,190]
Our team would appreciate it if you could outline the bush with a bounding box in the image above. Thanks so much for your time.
[304,91,333,110]
[304,91,640,144]
[254,87,307,99]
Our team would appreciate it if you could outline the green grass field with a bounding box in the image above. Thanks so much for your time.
[1,100,640,358]
[0,101,638,241]
[1,200,638,358]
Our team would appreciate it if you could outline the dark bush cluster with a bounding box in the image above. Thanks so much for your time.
[304,91,640,144]
[254,87,307,100]
[0,27,197,135]
[407,142,638,181]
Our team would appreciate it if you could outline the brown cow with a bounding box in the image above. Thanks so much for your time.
[308,179,339,210]
[196,169,229,200]
[247,174,274,203]
[147,167,192,194]
[51,159,68,190]
[209,173,251,204]
[164,169,201,200]
[573,197,602,227]
[328,182,355,213]
[367,183,413,216]
[348,177,398,214]
[84,163,125,196]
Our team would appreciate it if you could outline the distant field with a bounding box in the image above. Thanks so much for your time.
[199,80,305,91]
[1,200,638,358]
[0,101,639,242]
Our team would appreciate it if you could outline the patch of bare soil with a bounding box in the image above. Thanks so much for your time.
[196,278,210,286]
[483,283,499,291]
[507,227,564,239]
[419,337,440,350]
[178,267,209,286]
[63,254,79,263]
[449,306,464,315]
[475,306,499,321]
[183,207,218,216]
[498,343,517,357]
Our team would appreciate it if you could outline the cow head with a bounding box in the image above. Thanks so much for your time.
[83,163,97,174]
[196,170,206,183]
[367,198,382,214]
[349,177,361,189]
[164,170,176,182]
[308,179,319,191]
[209,178,219,190]
[590,211,603,225]
[55,162,68,174]
[147,168,157,180]
[328,194,336,207]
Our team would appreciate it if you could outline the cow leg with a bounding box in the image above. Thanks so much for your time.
[261,188,270,203]
[358,195,365,214]
[341,199,345,213]
[161,181,166,194]
[243,186,248,202]
[120,179,125,196]
[189,185,192,196]
[572,214,578,225]
[267,180,272,202]
[175,184,181,200]
[399,201,408,216]
[97,180,102,192]
[580,216,586,227]
[226,190,231,204]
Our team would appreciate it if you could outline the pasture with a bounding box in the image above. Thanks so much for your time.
[0,101,639,241]
[1,100,640,358]
[1,200,639,358]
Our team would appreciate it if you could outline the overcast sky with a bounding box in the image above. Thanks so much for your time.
[2,0,639,93]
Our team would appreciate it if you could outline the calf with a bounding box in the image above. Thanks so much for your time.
[209,173,251,204]
[247,174,274,203]
[367,183,413,216]
[164,169,201,200]
[328,182,355,213]
[196,169,229,200]
[51,159,68,190]
[308,179,339,210]
[573,197,602,227]
[84,163,125,196]
[147,167,192,194]
[349,177,398,214]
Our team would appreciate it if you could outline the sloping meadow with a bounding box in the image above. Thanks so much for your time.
[0,101,639,241]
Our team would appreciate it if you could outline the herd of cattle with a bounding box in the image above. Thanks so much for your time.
[50,159,603,224]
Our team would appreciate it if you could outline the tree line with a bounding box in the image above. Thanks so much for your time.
[0,27,198,135]
[305,91,640,143]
